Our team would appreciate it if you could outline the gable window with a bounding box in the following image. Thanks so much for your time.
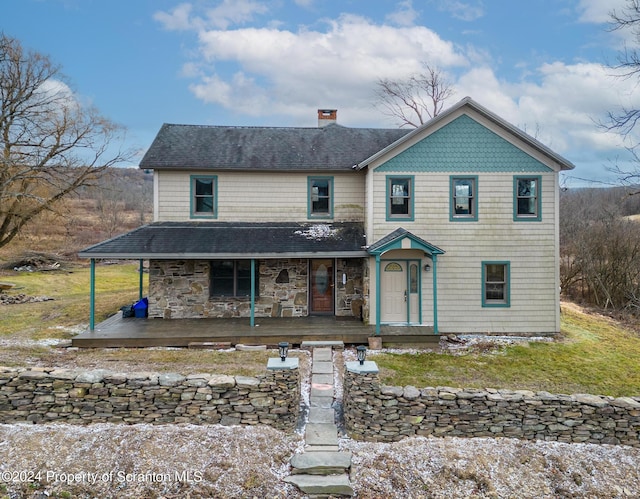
[482,261,510,307]
[210,260,258,298]
[450,176,478,221]
[386,176,414,220]
[514,176,541,221]
[308,176,333,218]
[191,175,217,218]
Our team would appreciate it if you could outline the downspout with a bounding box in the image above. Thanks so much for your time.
[90,258,96,332]
[250,258,256,327]
[375,254,381,336]
[432,254,439,334]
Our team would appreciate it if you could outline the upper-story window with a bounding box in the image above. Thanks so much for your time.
[450,176,478,221]
[514,176,541,221]
[386,176,414,220]
[308,176,333,219]
[191,175,217,218]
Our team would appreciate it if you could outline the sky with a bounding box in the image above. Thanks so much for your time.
[2,0,640,187]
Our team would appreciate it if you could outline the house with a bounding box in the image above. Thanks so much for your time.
[79,97,574,337]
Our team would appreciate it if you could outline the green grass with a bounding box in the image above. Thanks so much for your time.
[375,305,640,397]
[0,263,143,338]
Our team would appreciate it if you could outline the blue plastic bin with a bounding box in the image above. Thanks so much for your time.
[133,298,148,318]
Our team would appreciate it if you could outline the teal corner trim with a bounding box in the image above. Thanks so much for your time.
[513,175,542,222]
[307,176,334,219]
[250,259,256,327]
[375,255,381,336]
[138,259,144,301]
[190,174,218,219]
[89,259,96,332]
[449,175,479,222]
[385,175,415,221]
[432,254,438,334]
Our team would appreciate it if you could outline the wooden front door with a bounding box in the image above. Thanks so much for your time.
[310,259,334,314]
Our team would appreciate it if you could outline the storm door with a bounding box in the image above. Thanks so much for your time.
[310,259,334,314]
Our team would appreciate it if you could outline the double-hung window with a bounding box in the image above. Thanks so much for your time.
[191,175,217,218]
[482,262,510,307]
[308,177,333,218]
[386,176,414,220]
[450,176,478,221]
[514,176,541,221]
[210,260,258,298]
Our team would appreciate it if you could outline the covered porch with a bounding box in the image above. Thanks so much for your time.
[71,314,437,348]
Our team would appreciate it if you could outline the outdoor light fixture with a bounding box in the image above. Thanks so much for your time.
[356,345,367,365]
[278,342,289,362]
[424,263,431,271]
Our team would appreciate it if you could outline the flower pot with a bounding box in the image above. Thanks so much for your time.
[368,336,382,350]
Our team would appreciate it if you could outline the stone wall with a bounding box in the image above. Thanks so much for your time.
[0,366,299,431]
[148,258,366,319]
[343,368,640,446]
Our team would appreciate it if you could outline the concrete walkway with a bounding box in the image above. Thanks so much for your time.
[285,344,354,497]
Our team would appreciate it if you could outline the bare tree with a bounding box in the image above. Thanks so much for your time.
[0,33,133,250]
[374,64,455,128]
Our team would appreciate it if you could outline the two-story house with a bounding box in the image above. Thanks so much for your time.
[79,97,574,339]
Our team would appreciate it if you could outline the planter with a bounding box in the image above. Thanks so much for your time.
[368,336,382,350]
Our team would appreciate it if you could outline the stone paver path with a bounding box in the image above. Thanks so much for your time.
[284,344,354,496]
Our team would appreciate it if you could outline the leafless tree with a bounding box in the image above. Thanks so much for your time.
[0,33,133,249]
[374,64,455,128]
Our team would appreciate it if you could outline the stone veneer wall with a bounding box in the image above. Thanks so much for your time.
[343,369,640,446]
[148,258,366,319]
[0,367,299,431]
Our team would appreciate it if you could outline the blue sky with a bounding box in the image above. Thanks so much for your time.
[2,0,639,186]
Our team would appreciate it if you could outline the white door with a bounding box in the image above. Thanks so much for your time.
[381,260,421,324]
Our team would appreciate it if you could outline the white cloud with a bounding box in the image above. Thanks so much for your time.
[154,0,269,31]
[435,0,485,22]
[577,0,627,24]
[386,0,419,27]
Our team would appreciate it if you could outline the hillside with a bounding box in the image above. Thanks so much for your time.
[0,168,153,265]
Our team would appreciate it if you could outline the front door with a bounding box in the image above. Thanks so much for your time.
[310,259,334,314]
[380,260,421,324]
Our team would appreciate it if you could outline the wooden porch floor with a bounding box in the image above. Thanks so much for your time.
[72,314,438,348]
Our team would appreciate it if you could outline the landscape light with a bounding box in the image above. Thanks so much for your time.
[278,342,289,362]
[356,345,367,365]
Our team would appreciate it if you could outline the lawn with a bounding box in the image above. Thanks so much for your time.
[373,304,640,397]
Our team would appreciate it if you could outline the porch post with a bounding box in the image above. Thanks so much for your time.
[375,254,381,336]
[432,254,439,334]
[250,258,256,327]
[89,258,96,332]
[138,259,144,301]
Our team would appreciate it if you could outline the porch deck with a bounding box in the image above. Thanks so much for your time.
[72,314,438,348]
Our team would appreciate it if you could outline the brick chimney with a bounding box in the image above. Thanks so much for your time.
[318,109,337,127]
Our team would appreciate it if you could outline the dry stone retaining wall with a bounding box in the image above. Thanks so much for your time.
[343,369,640,446]
[0,366,299,431]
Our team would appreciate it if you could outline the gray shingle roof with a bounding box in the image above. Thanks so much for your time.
[139,123,412,171]
[78,222,367,259]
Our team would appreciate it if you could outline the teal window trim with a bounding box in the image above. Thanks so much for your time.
[190,175,218,219]
[307,176,334,219]
[513,175,541,222]
[385,175,415,221]
[482,261,510,308]
[450,175,478,222]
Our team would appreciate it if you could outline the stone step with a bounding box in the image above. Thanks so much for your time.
[305,444,340,452]
[312,373,333,385]
[312,361,333,375]
[305,423,338,447]
[312,347,333,362]
[300,340,344,350]
[310,383,333,399]
[284,474,354,496]
[290,451,352,475]
[309,395,333,409]
[308,407,334,424]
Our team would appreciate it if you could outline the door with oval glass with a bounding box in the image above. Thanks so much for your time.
[310,259,334,314]
[380,260,420,324]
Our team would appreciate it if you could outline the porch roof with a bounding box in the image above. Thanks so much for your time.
[78,221,368,259]
[367,227,445,256]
